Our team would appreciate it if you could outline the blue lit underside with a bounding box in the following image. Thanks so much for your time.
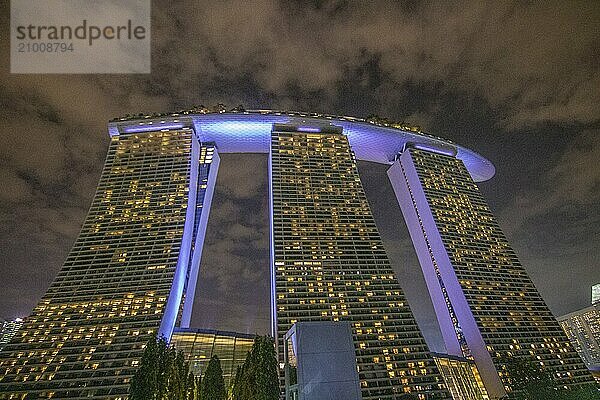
[297,126,321,133]
[111,113,495,182]
[123,123,185,133]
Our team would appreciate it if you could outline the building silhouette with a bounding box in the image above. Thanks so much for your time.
[0,319,24,351]
[0,109,595,399]
[558,295,600,372]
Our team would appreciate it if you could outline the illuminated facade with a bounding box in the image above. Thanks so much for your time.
[432,353,489,400]
[558,304,600,369]
[1,109,595,398]
[388,147,595,398]
[270,125,448,399]
[0,129,219,399]
[0,319,24,351]
[170,328,254,387]
[593,284,600,305]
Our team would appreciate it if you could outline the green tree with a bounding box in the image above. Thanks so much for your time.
[186,371,199,400]
[200,355,226,400]
[230,365,243,399]
[505,357,557,400]
[565,384,600,400]
[232,358,252,400]
[255,336,279,400]
[167,349,189,400]
[232,346,257,400]
[130,337,159,400]
[156,338,175,399]
[129,336,199,400]
[231,336,279,400]
[500,356,599,400]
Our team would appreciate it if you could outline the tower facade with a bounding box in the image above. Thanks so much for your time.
[0,128,218,399]
[388,147,595,398]
[2,109,595,399]
[269,125,449,399]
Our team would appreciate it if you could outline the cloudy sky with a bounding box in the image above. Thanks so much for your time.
[0,1,598,349]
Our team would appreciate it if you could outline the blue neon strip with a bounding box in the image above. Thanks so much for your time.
[123,123,185,133]
[297,126,321,133]
[411,143,457,157]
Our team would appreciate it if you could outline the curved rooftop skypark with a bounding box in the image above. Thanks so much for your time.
[108,109,495,182]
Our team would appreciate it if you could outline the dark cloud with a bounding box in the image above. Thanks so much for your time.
[491,129,600,313]
[0,1,598,350]
[190,155,270,334]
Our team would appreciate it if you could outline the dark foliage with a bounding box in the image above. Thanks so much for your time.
[200,355,226,400]
[129,336,199,400]
[231,336,279,400]
[500,356,599,400]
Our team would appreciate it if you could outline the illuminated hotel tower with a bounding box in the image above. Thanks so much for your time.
[388,146,595,398]
[1,108,595,399]
[0,127,219,399]
[270,125,449,399]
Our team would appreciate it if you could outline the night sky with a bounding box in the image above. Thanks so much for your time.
[1,1,598,352]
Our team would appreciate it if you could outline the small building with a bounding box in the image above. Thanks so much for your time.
[557,303,600,370]
[0,318,24,351]
[284,321,361,400]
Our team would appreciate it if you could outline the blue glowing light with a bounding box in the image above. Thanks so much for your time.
[123,123,185,133]
[180,151,221,328]
[268,148,278,338]
[409,142,457,157]
[297,126,321,133]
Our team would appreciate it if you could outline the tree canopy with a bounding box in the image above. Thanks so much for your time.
[129,337,200,400]
[500,356,599,400]
[231,335,279,400]
[200,355,226,400]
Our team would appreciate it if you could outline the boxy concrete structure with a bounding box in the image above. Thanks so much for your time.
[284,321,362,400]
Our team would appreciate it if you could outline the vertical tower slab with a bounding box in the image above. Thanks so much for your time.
[269,125,450,399]
[388,147,595,398]
[0,128,217,399]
